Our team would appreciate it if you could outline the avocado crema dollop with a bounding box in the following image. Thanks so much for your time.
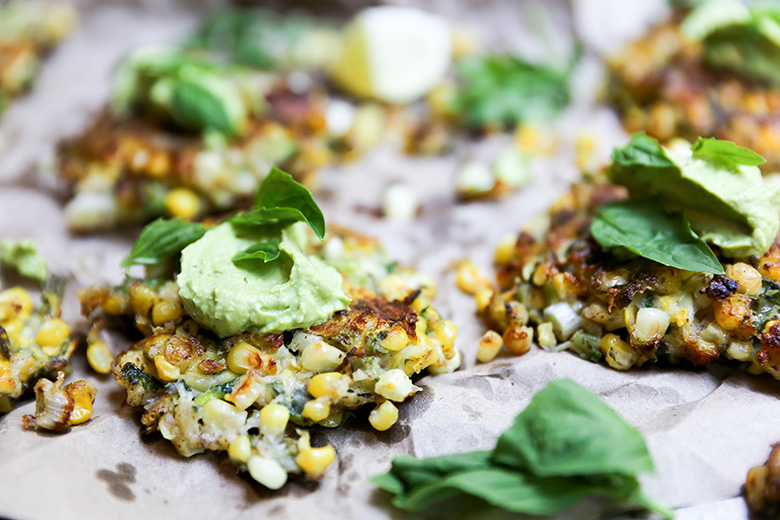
[177,221,350,338]
[682,0,780,86]
[608,139,780,258]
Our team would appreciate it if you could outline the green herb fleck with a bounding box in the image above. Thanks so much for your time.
[121,363,163,394]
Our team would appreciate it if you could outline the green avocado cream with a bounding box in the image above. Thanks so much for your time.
[608,140,780,258]
[177,221,350,337]
[682,0,780,86]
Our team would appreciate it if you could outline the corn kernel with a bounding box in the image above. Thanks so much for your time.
[65,380,97,425]
[455,260,491,295]
[152,300,182,326]
[86,341,114,375]
[632,308,670,344]
[433,320,458,351]
[36,318,70,348]
[369,401,399,431]
[307,372,347,399]
[227,342,263,374]
[154,354,181,382]
[247,456,288,489]
[475,289,493,313]
[302,398,331,422]
[260,403,290,437]
[494,235,516,266]
[375,369,416,402]
[225,375,265,410]
[714,294,751,331]
[0,359,17,394]
[537,322,556,349]
[503,324,532,356]
[600,333,638,371]
[128,283,157,316]
[228,435,251,463]
[202,399,247,431]
[477,330,503,363]
[301,341,345,372]
[164,188,201,220]
[428,347,462,374]
[102,294,126,315]
[380,326,409,352]
[296,445,336,478]
[726,263,762,296]
[0,287,32,324]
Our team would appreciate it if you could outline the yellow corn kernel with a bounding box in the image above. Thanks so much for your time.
[164,188,201,220]
[260,403,290,437]
[475,289,493,313]
[600,333,638,371]
[477,330,503,363]
[228,435,251,463]
[494,235,516,266]
[151,300,182,326]
[202,399,247,431]
[225,375,264,410]
[375,369,416,402]
[226,342,263,374]
[154,354,180,382]
[0,359,16,394]
[428,347,462,374]
[307,372,347,399]
[537,322,556,349]
[455,260,491,295]
[369,401,399,431]
[102,293,127,315]
[714,294,751,331]
[433,320,458,351]
[726,263,762,296]
[380,326,409,352]
[86,341,114,375]
[302,398,331,422]
[128,283,157,316]
[36,318,70,348]
[503,324,533,356]
[247,456,288,489]
[301,341,346,372]
[0,287,32,324]
[65,380,97,426]
[296,445,336,478]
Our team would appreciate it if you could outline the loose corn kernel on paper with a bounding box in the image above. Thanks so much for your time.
[0,1,777,520]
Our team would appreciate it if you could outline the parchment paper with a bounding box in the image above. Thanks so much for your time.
[2,2,779,519]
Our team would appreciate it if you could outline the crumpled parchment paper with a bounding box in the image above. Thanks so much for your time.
[2,1,778,519]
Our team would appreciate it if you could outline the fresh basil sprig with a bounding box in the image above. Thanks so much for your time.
[591,201,724,274]
[122,218,206,269]
[691,137,766,167]
[373,379,672,519]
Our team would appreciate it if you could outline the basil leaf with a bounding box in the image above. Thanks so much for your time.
[452,53,574,129]
[691,137,766,167]
[373,451,492,494]
[0,239,48,283]
[122,218,206,268]
[231,240,281,266]
[230,166,325,240]
[611,132,675,168]
[492,379,654,477]
[591,200,725,275]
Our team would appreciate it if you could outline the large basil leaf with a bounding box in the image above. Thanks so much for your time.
[121,218,206,268]
[590,200,725,274]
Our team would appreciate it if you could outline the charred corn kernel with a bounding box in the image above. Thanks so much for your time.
[380,326,409,352]
[537,322,556,349]
[128,284,156,316]
[0,360,16,393]
[494,235,516,266]
[164,188,201,220]
[714,294,751,331]
[228,435,251,463]
[601,333,637,371]
[225,376,264,410]
[154,354,180,382]
[632,308,670,344]
[475,289,493,313]
[302,398,330,422]
[152,300,182,326]
[307,372,347,399]
[477,330,503,363]
[455,260,490,295]
[87,341,114,375]
[260,403,290,437]
[65,380,97,425]
[726,263,762,296]
[0,287,32,323]
[36,318,70,348]
[296,445,336,478]
[375,369,416,402]
[433,320,457,351]
[369,401,399,431]
[247,456,288,489]
[429,347,462,374]
[202,399,247,431]
[301,341,346,371]
[503,324,533,356]
[227,342,263,374]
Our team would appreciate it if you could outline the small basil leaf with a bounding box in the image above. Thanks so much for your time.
[610,133,675,168]
[168,72,245,136]
[590,200,725,275]
[492,379,655,478]
[122,218,206,269]
[231,240,281,266]
[230,166,325,240]
[691,137,766,167]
